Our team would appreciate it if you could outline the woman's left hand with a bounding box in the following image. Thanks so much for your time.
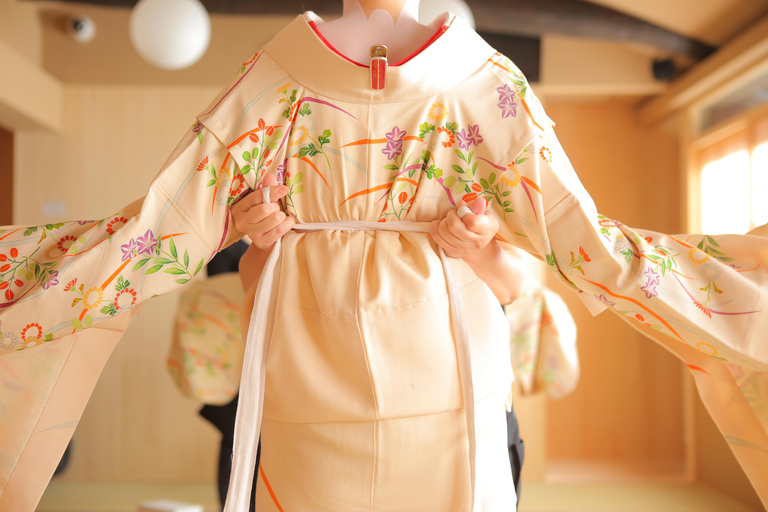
[429,198,499,262]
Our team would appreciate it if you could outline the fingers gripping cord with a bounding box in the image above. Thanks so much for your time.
[223,221,479,512]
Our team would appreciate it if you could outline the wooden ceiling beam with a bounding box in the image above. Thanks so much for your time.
[21,0,714,60]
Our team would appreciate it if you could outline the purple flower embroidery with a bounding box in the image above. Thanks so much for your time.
[497,85,518,119]
[498,100,518,119]
[382,141,403,160]
[641,283,658,299]
[596,295,615,307]
[192,120,204,134]
[121,239,137,262]
[644,267,661,287]
[456,129,472,150]
[385,126,406,144]
[467,125,484,146]
[276,161,287,185]
[42,271,59,290]
[497,84,515,102]
[136,230,158,256]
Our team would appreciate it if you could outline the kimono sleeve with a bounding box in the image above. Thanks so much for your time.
[488,129,768,372]
[0,120,252,351]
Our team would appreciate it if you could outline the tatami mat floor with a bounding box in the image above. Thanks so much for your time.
[36,481,758,512]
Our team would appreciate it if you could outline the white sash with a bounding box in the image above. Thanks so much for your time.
[223,221,479,512]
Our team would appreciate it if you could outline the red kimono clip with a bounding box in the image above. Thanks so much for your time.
[370,45,388,90]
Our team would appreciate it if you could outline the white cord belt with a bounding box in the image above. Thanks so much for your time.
[223,221,479,512]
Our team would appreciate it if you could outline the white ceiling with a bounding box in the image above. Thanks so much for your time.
[585,0,768,46]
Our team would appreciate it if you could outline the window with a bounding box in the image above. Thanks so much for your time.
[695,116,768,234]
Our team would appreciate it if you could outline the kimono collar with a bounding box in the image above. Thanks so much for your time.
[263,12,496,104]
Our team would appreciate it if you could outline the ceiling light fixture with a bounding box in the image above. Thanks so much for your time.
[129,0,211,70]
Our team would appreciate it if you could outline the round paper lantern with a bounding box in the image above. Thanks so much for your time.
[419,0,475,29]
[130,0,211,70]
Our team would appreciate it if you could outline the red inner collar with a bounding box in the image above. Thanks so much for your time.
[308,20,448,68]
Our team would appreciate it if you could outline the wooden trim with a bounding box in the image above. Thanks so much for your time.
[639,14,768,126]
[690,100,768,150]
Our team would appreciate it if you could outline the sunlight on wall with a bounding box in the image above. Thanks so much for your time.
[700,150,750,234]
[752,143,768,227]
[701,143,767,234]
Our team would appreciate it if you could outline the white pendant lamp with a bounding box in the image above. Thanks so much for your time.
[130,0,211,70]
[419,0,475,29]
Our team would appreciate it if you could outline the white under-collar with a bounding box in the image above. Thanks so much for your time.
[263,12,496,104]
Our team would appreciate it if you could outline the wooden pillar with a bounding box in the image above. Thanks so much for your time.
[0,127,12,224]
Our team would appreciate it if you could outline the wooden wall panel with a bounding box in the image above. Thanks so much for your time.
[15,84,221,481]
[542,101,687,464]
[0,127,11,225]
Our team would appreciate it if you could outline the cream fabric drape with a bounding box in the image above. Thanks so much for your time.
[1,12,767,511]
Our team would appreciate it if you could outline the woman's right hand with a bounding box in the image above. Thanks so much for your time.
[231,174,296,251]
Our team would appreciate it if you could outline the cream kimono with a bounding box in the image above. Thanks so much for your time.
[1,12,767,512]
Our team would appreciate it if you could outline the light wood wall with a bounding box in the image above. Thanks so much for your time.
[0,127,11,225]
[15,85,222,481]
[542,101,686,463]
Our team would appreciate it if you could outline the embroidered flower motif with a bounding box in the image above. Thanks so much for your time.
[579,247,591,262]
[540,147,552,162]
[501,164,521,188]
[82,287,104,310]
[0,332,18,349]
[64,279,77,291]
[694,301,713,318]
[230,174,246,197]
[121,239,137,262]
[641,282,658,299]
[44,245,64,261]
[106,216,129,236]
[192,121,203,134]
[497,84,516,102]
[23,338,41,349]
[382,141,403,160]
[42,271,59,290]
[428,103,447,122]
[114,288,137,310]
[596,295,615,307]
[499,100,518,119]
[386,126,407,144]
[56,236,77,252]
[276,83,291,93]
[437,126,455,148]
[291,126,308,147]
[467,125,483,146]
[497,84,518,118]
[696,342,718,356]
[688,248,710,264]
[644,267,661,287]
[136,230,158,256]
[456,129,472,150]
[700,262,721,281]
[21,323,42,342]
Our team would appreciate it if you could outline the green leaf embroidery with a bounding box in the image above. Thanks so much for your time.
[169,238,178,259]
[146,264,164,275]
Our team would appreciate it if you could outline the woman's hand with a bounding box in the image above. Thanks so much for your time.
[231,174,296,251]
[429,198,497,262]
[430,198,527,305]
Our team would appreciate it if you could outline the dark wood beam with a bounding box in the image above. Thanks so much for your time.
[470,0,714,61]
[477,32,540,82]
[22,0,715,60]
